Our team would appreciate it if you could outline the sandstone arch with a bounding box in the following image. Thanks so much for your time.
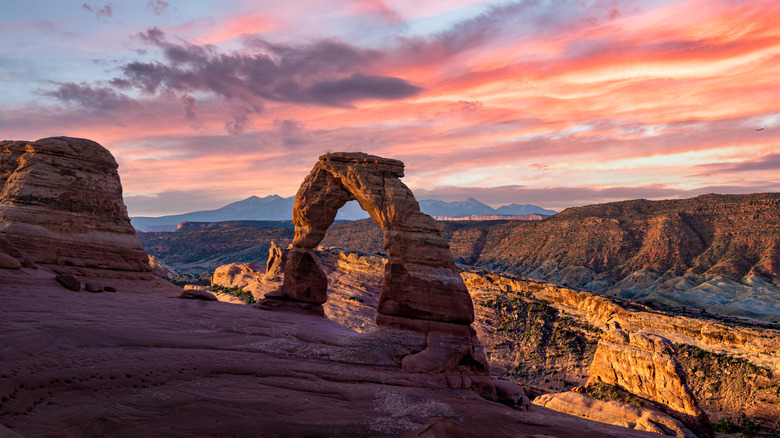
[262,152,487,374]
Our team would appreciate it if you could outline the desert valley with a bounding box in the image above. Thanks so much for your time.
[1,137,780,438]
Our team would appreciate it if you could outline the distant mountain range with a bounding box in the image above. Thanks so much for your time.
[130,195,557,231]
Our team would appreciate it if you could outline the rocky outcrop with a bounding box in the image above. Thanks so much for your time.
[586,329,705,421]
[0,137,179,295]
[261,152,484,374]
[211,262,280,300]
[263,241,286,281]
[534,392,696,438]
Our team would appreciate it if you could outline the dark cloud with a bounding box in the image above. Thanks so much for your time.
[690,153,780,176]
[42,82,131,110]
[82,3,113,19]
[111,28,422,108]
[146,0,168,15]
[224,104,262,136]
[304,74,422,107]
[180,94,201,129]
[396,0,591,63]
[273,119,312,146]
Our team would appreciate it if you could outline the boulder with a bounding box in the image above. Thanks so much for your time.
[211,262,280,299]
[180,289,218,301]
[85,282,103,293]
[0,137,180,296]
[587,329,703,416]
[56,274,81,291]
[0,251,21,269]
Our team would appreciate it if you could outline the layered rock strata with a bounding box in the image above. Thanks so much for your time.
[0,137,178,295]
[261,152,485,374]
[586,328,709,434]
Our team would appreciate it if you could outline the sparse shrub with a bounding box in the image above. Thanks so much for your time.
[212,285,256,305]
[742,420,760,438]
[712,418,740,433]
[345,296,364,303]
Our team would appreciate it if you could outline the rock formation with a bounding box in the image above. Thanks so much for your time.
[261,152,486,374]
[263,241,286,281]
[211,262,281,300]
[534,392,696,438]
[586,327,710,434]
[0,137,179,295]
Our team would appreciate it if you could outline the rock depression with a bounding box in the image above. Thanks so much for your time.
[0,137,178,295]
[261,152,486,374]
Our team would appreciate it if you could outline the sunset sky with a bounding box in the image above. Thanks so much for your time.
[2,0,779,216]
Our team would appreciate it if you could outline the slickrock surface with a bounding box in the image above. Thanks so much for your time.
[0,278,664,438]
[0,137,178,295]
[534,392,696,438]
[265,153,484,374]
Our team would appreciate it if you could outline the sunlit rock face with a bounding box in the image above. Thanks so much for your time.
[0,136,179,295]
[586,328,711,435]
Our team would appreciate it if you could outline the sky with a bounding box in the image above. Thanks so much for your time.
[1,0,779,216]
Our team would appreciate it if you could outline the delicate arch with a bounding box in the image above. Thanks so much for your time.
[279,152,474,325]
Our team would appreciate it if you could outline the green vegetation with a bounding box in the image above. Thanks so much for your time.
[480,292,598,387]
[675,343,780,436]
[675,344,769,376]
[211,285,256,305]
[345,296,364,303]
[587,383,645,407]
[712,418,741,433]
[712,418,762,437]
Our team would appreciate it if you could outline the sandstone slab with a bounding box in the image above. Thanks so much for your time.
[534,391,696,438]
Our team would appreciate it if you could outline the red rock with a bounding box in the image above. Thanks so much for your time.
[263,241,286,281]
[56,274,80,291]
[85,282,103,293]
[0,251,21,269]
[586,327,711,436]
[180,289,218,301]
[0,137,180,296]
